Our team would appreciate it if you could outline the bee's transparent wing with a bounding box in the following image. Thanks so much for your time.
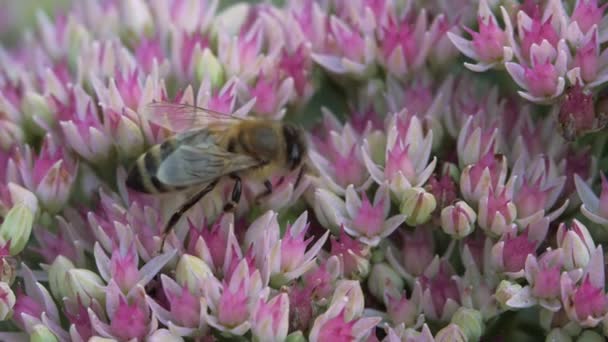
[143,102,245,133]
[156,134,260,187]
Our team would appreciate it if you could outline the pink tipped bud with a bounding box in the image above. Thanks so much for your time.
[441,201,477,239]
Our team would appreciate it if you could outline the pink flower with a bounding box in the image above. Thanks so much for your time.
[426,171,458,209]
[110,297,150,340]
[556,219,596,270]
[303,256,342,300]
[146,274,208,336]
[561,246,608,327]
[387,227,435,278]
[460,151,508,205]
[278,44,313,99]
[93,242,176,294]
[510,154,568,224]
[10,265,63,338]
[58,86,113,163]
[385,282,424,327]
[330,227,370,278]
[419,258,462,322]
[134,36,166,74]
[576,172,608,227]
[505,40,567,103]
[316,184,405,246]
[251,293,289,342]
[558,82,606,141]
[571,0,608,34]
[477,187,517,237]
[203,259,266,335]
[506,249,568,312]
[64,297,98,341]
[12,289,44,330]
[491,218,549,277]
[378,11,431,77]
[519,14,561,61]
[242,72,293,119]
[363,111,437,197]
[457,115,499,168]
[288,284,315,332]
[312,16,376,77]
[448,0,512,71]
[216,284,248,324]
[309,120,371,194]
[308,296,380,342]
[10,135,77,214]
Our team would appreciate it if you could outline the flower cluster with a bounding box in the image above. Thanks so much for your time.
[0,0,607,341]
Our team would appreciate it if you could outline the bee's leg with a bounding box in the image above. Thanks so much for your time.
[223,175,242,211]
[294,164,307,189]
[255,180,273,204]
[161,180,219,249]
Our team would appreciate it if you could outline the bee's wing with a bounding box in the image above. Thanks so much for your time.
[156,132,261,187]
[143,102,245,133]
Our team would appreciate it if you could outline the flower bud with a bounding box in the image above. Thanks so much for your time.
[213,3,251,36]
[285,331,307,342]
[0,281,16,320]
[120,0,153,36]
[495,280,522,309]
[330,280,365,320]
[441,201,476,239]
[113,110,145,160]
[546,328,572,342]
[89,338,118,342]
[195,48,224,87]
[368,263,404,303]
[400,187,436,226]
[451,307,484,342]
[434,323,467,342]
[22,91,53,129]
[30,324,59,342]
[65,269,106,306]
[148,329,185,342]
[0,204,34,255]
[175,254,214,294]
[577,331,603,342]
[557,220,595,270]
[48,256,75,300]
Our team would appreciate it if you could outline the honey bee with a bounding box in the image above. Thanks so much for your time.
[126,102,307,244]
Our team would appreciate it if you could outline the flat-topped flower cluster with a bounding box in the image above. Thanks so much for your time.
[0,0,607,341]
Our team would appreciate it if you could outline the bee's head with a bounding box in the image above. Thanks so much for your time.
[283,123,306,170]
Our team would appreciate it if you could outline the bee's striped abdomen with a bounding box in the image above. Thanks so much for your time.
[126,139,180,193]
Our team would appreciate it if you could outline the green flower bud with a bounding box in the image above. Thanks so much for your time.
[48,256,75,300]
[0,204,35,255]
[22,91,52,129]
[285,331,307,342]
[212,3,251,37]
[30,324,59,342]
[577,330,603,342]
[148,329,185,342]
[400,187,436,226]
[494,280,522,309]
[368,262,404,304]
[546,328,572,342]
[451,307,484,342]
[195,48,224,88]
[66,269,106,306]
[434,324,467,342]
[175,254,214,294]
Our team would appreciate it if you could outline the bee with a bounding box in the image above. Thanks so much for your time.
[126,102,307,244]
